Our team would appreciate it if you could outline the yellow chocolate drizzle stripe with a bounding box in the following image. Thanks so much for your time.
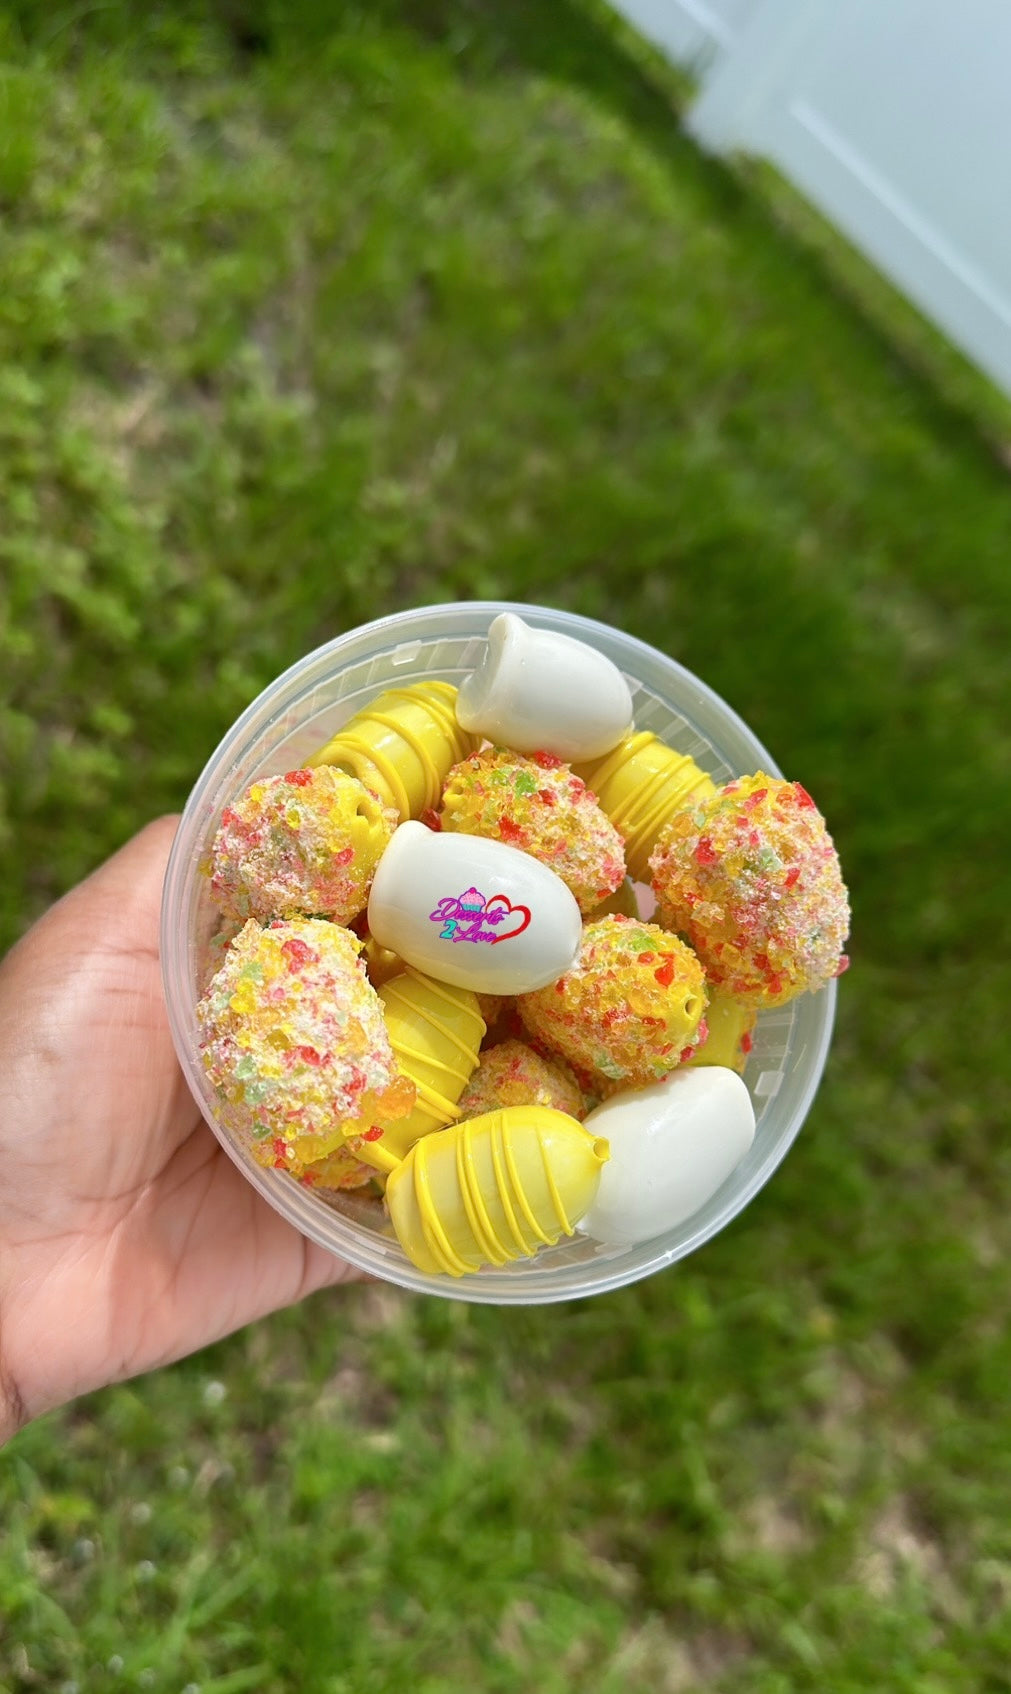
[584,731,654,794]
[538,1129,573,1238]
[606,756,678,835]
[406,1076,459,1122]
[387,1031,471,1088]
[501,1121,554,1247]
[316,738,409,816]
[401,967,487,1042]
[413,1137,469,1277]
[384,1009,484,1077]
[407,682,473,749]
[457,1120,512,1266]
[489,1115,534,1256]
[387,982,485,1067]
[606,759,713,873]
[357,1138,403,1176]
[331,726,415,816]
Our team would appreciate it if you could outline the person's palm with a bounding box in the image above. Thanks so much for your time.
[0,818,359,1438]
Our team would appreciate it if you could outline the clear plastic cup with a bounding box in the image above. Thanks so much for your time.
[161,602,836,1304]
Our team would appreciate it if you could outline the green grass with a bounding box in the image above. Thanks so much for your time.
[2,2,1010,1689]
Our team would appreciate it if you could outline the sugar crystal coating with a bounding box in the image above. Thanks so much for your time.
[518,914,708,1088]
[440,747,625,915]
[649,773,850,1006]
[210,765,396,924]
[298,1145,377,1191]
[197,917,415,1173]
[457,1039,586,1121]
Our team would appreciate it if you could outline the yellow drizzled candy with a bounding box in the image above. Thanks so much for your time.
[575,732,716,881]
[377,968,486,1161]
[385,1107,609,1277]
[309,681,477,819]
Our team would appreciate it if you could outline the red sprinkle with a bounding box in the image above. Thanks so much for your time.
[694,837,718,866]
[500,817,525,843]
[362,1125,383,1143]
[281,937,316,971]
[335,845,354,866]
[654,955,676,988]
[793,783,817,809]
[784,866,801,888]
[284,769,313,787]
[538,789,557,806]
[740,1030,753,1054]
[533,750,563,769]
[834,954,851,977]
[420,808,442,831]
[294,1045,322,1066]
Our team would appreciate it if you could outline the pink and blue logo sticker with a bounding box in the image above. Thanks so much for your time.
[429,887,531,945]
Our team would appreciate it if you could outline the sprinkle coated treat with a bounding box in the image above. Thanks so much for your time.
[439,747,626,915]
[457,1039,586,1122]
[298,1145,377,1192]
[210,765,396,924]
[649,773,850,1007]
[518,914,708,1089]
[197,917,415,1173]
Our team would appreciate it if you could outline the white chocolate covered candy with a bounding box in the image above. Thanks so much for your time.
[577,1067,756,1244]
[455,613,634,762]
[367,820,582,995]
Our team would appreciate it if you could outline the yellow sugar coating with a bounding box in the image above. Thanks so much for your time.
[210,765,396,924]
[575,733,717,881]
[385,1107,610,1277]
[649,773,850,1007]
[518,914,708,1088]
[439,748,626,915]
[684,990,756,1075]
[196,918,416,1175]
[376,969,486,1161]
[309,681,477,819]
[298,1145,377,1191]
[457,1040,586,1121]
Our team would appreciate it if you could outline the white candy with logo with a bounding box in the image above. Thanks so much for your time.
[367,820,583,994]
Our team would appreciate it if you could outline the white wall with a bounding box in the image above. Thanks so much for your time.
[608,0,759,69]
[609,0,1011,398]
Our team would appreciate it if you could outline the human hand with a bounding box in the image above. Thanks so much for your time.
[0,818,362,1444]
